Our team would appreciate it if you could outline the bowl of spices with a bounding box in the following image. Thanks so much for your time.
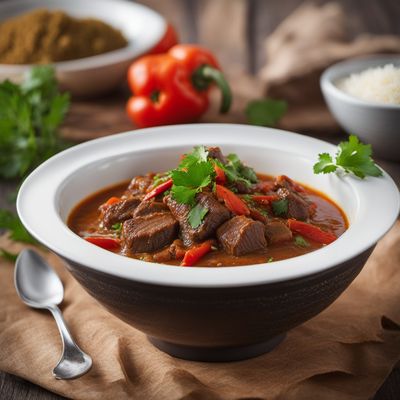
[321,55,400,162]
[0,0,166,96]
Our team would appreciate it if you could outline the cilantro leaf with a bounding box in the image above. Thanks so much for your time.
[171,186,198,205]
[267,257,274,263]
[111,223,122,232]
[216,153,258,188]
[313,135,382,179]
[0,65,70,180]
[171,148,215,205]
[245,99,287,127]
[313,153,337,174]
[188,204,209,228]
[0,210,36,244]
[294,235,310,248]
[272,198,288,217]
[0,248,18,262]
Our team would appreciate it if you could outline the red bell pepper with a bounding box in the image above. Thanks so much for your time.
[143,178,173,201]
[85,237,120,250]
[126,45,232,128]
[214,164,226,185]
[215,184,250,216]
[149,23,178,54]
[287,219,336,245]
[181,241,212,266]
[252,195,279,204]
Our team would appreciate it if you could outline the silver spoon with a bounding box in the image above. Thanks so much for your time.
[14,249,92,380]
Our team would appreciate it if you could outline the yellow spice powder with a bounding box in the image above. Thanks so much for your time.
[0,9,128,64]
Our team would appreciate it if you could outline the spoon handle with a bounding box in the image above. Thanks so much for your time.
[48,305,77,348]
[48,305,92,379]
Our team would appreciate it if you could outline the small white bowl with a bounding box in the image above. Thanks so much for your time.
[321,55,400,162]
[17,124,400,361]
[0,0,166,97]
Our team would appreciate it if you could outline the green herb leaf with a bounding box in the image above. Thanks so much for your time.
[0,248,18,262]
[313,153,337,174]
[171,186,198,205]
[111,223,122,232]
[271,198,288,217]
[313,135,382,179]
[188,204,209,228]
[267,257,274,263]
[294,235,310,248]
[245,99,287,127]
[171,147,215,205]
[0,210,36,244]
[0,65,70,180]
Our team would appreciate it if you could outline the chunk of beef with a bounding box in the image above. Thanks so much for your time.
[265,219,292,244]
[153,239,186,263]
[102,197,142,228]
[133,199,169,217]
[274,175,304,192]
[249,207,269,224]
[122,212,178,253]
[276,187,309,221]
[165,192,231,246]
[207,146,227,164]
[125,173,155,196]
[217,216,267,256]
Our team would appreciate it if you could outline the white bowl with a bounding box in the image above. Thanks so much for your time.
[16,124,400,361]
[0,0,166,96]
[321,55,400,162]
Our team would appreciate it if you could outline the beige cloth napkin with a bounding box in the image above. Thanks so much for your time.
[1,221,400,400]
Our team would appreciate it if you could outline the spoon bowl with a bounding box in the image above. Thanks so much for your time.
[14,249,92,379]
[15,249,64,307]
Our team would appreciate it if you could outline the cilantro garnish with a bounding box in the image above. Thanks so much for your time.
[0,65,70,179]
[313,135,382,179]
[215,153,258,188]
[271,198,288,217]
[188,204,209,229]
[294,235,310,248]
[171,161,214,205]
[245,99,287,127]
[267,257,274,263]
[111,223,122,232]
[0,210,36,244]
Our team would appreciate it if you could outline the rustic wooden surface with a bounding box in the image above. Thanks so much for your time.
[1,0,400,398]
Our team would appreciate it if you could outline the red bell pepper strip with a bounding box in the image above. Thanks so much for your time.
[181,241,212,266]
[148,23,178,54]
[214,164,226,185]
[126,44,232,128]
[85,237,120,250]
[215,184,250,216]
[143,178,173,201]
[252,195,279,204]
[287,219,336,245]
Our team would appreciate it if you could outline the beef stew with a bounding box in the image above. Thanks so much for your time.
[68,146,347,267]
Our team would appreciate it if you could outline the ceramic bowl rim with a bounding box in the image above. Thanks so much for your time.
[320,54,400,110]
[17,124,400,288]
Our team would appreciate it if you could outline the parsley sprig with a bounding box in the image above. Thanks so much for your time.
[0,65,70,179]
[313,135,382,179]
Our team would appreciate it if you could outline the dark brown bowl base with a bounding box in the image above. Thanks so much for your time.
[63,247,373,362]
[148,334,286,362]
